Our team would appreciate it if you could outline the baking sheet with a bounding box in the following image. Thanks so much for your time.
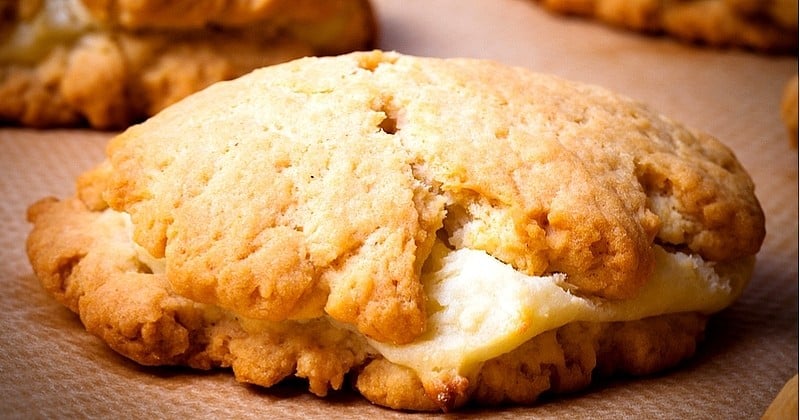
[1,0,797,418]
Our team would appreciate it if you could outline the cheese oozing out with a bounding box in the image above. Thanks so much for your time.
[120,211,750,381]
[368,240,749,381]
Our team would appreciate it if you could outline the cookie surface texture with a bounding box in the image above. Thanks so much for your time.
[0,0,377,128]
[27,51,765,411]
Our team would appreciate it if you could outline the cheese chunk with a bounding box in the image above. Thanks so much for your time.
[368,240,750,381]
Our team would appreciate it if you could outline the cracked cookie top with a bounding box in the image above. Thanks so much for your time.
[90,50,765,345]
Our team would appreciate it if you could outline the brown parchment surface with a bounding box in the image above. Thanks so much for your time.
[1,0,797,418]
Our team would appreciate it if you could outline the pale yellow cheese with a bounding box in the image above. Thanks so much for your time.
[368,240,750,381]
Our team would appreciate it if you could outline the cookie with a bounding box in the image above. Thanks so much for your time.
[534,0,798,53]
[762,374,799,420]
[0,0,376,129]
[26,51,765,411]
[781,75,798,146]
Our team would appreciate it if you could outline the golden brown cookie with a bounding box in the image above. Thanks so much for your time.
[781,75,798,147]
[0,0,376,129]
[534,0,798,53]
[26,51,765,411]
[762,374,799,420]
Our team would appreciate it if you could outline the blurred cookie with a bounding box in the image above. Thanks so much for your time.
[0,0,376,129]
[781,75,798,146]
[762,374,799,420]
[534,0,798,53]
[26,51,765,411]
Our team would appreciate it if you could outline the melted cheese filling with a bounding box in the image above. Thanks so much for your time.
[369,240,749,380]
[122,212,750,381]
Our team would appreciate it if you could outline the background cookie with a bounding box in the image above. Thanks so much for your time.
[781,75,798,146]
[0,0,376,129]
[762,374,799,419]
[533,0,798,53]
[26,51,765,411]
